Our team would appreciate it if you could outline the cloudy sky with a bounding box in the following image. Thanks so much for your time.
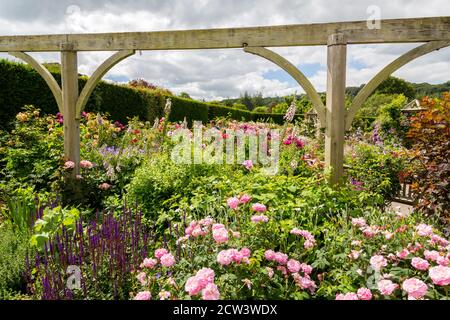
[0,0,449,100]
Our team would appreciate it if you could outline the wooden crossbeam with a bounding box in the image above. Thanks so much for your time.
[0,17,449,52]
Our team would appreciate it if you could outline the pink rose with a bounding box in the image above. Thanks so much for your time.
[411,257,429,271]
[377,279,398,296]
[185,276,203,296]
[158,291,171,300]
[239,194,252,204]
[64,161,75,170]
[351,218,367,228]
[80,160,93,169]
[370,255,388,271]
[227,197,239,210]
[160,253,175,267]
[134,291,151,300]
[240,247,251,258]
[217,250,233,266]
[287,259,301,273]
[424,250,440,262]
[243,160,253,170]
[274,252,288,265]
[335,293,359,300]
[357,288,372,300]
[415,224,433,237]
[428,266,450,286]
[264,250,276,261]
[155,248,168,259]
[396,248,410,260]
[141,258,157,269]
[202,283,220,300]
[136,272,147,285]
[402,278,428,300]
[251,203,267,212]
[196,268,215,285]
[212,227,229,244]
[251,215,269,223]
[300,263,313,275]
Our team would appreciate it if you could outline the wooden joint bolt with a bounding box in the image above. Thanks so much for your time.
[60,42,76,51]
[327,33,347,46]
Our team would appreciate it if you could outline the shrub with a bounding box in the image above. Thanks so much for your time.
[0,226,29,299]
[407,93,450,220]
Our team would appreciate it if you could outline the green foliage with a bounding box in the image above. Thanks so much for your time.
[30,206,81,248]
[272,102,289,114]
[0,225,29,299]
[375,76,415,100]
[232,103,247,110]
[1,187,37,233]
[168,96,209,125]
[346,142,406,201]
[376,94,409,141]
[253,106,268,113]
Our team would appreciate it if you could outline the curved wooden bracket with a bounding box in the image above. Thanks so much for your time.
[244,46,326,127]
[345,40,450,130]
[75,49,135,118]
[9,51,63,112]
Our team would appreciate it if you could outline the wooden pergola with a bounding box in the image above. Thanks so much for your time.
[0,17,449,185]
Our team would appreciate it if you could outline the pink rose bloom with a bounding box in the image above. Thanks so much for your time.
[196,268,215,287]
[212,227,229,244]
[227,197,239,210]
[251,203,267,213]
[430,234,449,246]
[80,160,93,169]
[437,256,450,266]
[429,266,450,286]
[276,266,288,275]
[217,250,233,266]
[99,182,112,190]
[136,272,147,285]
[141,258,157,269]
[243,160,253,170]
[290,228,302,236]
[212,223,225,231]
[266,267,274,279]
[384,231,394,240]
[155,248,168,259]
[411,257,430,271]
[134,291,151,300]
[335,293,359,300]
[158,291,171,300]
[304,240,315,249]
[202,283,220,300]
[300,263,313,275]
[160,253,175,267]
[185,276,203,296]
[239,194,252,204]
[415,224,433,237]
[402,278,428,300]
[297,276,317,293]
[370,255,388,271]
[377,279,398,296]
[240,247,251,258]
[274,252,289,265]
[362,226,377,238]
[348,250,361,260]
[199,217,214,226]
[423,250,440,261]
[64,161,75,170]
[287,259,301,273]
[192,226,207,237]
[357,288,372,300]
[228,249,243,264]
[251,215,269,223]
[396,248,410,260]
[264,250,276,261]
[351,218,367,228]
[185,221,197,236]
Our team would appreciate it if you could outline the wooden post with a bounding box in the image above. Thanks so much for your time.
[325,33,347,185]
[61,45,80,178]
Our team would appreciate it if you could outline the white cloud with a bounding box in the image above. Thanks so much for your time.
[0,0,449,100]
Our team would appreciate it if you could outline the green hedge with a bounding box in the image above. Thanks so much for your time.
[0,59,303,127]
